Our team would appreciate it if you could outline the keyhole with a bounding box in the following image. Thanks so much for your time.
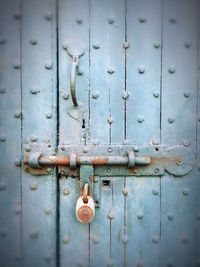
[82,119,85,129]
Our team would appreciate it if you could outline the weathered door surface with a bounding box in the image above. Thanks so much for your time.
[0,0,200,267]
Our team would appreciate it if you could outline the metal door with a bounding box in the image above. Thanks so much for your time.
[0,0,199,267]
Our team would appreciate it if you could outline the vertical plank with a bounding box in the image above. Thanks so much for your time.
[21,0,57,266]
[161,0,199,266]
[0,1,22,266]
[126,0,162,145]
[126,1,162,266]
[58,1,90,266]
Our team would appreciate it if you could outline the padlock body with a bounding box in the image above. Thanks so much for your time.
[76,196,95,224]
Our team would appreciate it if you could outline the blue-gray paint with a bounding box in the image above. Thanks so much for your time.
[0,0,199,266]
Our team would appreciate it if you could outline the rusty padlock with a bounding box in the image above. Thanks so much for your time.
[76,183,95,224]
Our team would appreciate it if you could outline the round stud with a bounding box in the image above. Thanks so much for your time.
[0,87,6,94]
[0,230,7,238]
[30,39,38,45]
[93,43,100,49]
[138,66,145,74]
[122,90,129,100]
[13,62,21,69]
[76,18,83,24]
[139,17,146,23]
[13,12,21,20]
[93,139,100,146]
[14,206,21,214]
[63,236,70,244]
[154,42,160,48]
[137,212,144,219]
[92,90,100,99]
[182,188,189,196]
[108,147,112,153]
[152,236,159,243]
[82,146,88,153]
[46,112,52,119]
[137,116,144,123]
[153,91,160,98]
[30,183,38,190]
[184,91,190,98]
[167,214,174,221]
[63,188,70,196]
[62,93,69,100]
[122,235,129,243]
[168,67,176,73]
[182,236,189,243]
[14,111,21,118]
[184,42,191,48]
[44,208,51,215]
[152,189,159,195]
[107,116,114,124]
[15,159,21,167]
[31,136,37,142]
[133,146,140,152]
[0,183,6,191]
[45,13,53,20]
[107,211,115,220]
[45,62,52,69]
[46,168,52,173]
[169,18,177,23]
[0,135,6,142]
[168,117,174,123]
[183,140,190,147]
[123,42,129,49]
[152,138,159,145]
[25,146,31,152]
[30,231,38,239]
[107,68,115,74]
[30,88,40,94]
[108,17,115,24]
[122,188,128,196]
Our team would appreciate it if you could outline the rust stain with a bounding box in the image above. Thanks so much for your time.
[92,157,110,165]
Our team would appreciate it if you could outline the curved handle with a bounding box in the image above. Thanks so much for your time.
[70,56,79,107]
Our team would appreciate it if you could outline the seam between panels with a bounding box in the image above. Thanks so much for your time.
[56,0,60,266]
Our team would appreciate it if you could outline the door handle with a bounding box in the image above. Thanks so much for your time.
[70,55,79,107]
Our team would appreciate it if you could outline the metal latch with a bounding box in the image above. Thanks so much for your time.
[23,145,195,224]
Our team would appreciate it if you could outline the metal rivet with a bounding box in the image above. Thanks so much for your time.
[0,38,6,45]
[62,43,68,50]
[154,168,159,173]
[46,167,52,173]
[122,188,128,196]
[82,146,88,153]
[30,88,40,94]
[182,236,189,243]
[63,236,70,244]
[0,135,6,142]
[14,111,21,118]
[0,87,6,94]
[93,43,100,49]
[182,188,189,196]
[184,91,190,98]
[76,18,83,24]
[30,231,38,239]
[31,136,37,142]
[152,189,159,195]
[167,214,174,221]
[108,17,115,24]
[46,112,52,119]
[138,66,145,74]
[122,90,129,100]
[45,62,52,69]
[0,183,6,191]
[63,188,70,196]
[30,39,38,45]
[107,211,115,220]
[13,62,21,69]
[107,116,114,124]
[152,138,159,145]
[15,159,21,167]
[13,12,21,20]
[137,212,144,219]
[122,235,129,243]
[169,18,177,23]
[0,230,7,238]
[137,116,144,123]
[139,17,146,23]
[168,117,174,123]
[183,140,190,147]
[176,158,183,166]
[153,91,159,98]
[92,90,100,99]
[168,67,176,73]
[14,206,21,214]
[63,93,70,100]
[184,42,191,48]
[92,236,100,244]
[25,146,31,152]
[45,13,52,20]
[133,146,139,152]
[152,236,159,243]
[107,68,115,74]
[154,42,160,48]
[30,183,38,190]
[108,147,112,153]
[123,42,129,49]
[44,208,51,215]
[107,168,111,173]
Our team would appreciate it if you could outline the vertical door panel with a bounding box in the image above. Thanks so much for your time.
[0,1,21,266]
[21,0,57,266]
[58,1,90,266]
[161,0,199,266]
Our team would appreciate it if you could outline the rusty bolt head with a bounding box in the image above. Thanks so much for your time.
[139,17,146,23]
[107,68,115,74]
[122,188,128,196]
[168,67,176,74]
[138,66,145,74]
[154,42,160,48]
[123,42,129,49]
[108,17,115,24]
[122,90,129,100]
[0,87,6,94]
[63,188,70,196]
[92,90,100,99]
[93,43,100,49]
[0,183,6,191]
[107,211,115,220]
[76,18,83,24]
[30,39,38,45]
[0,135,6,142]
[63,93,70,100]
